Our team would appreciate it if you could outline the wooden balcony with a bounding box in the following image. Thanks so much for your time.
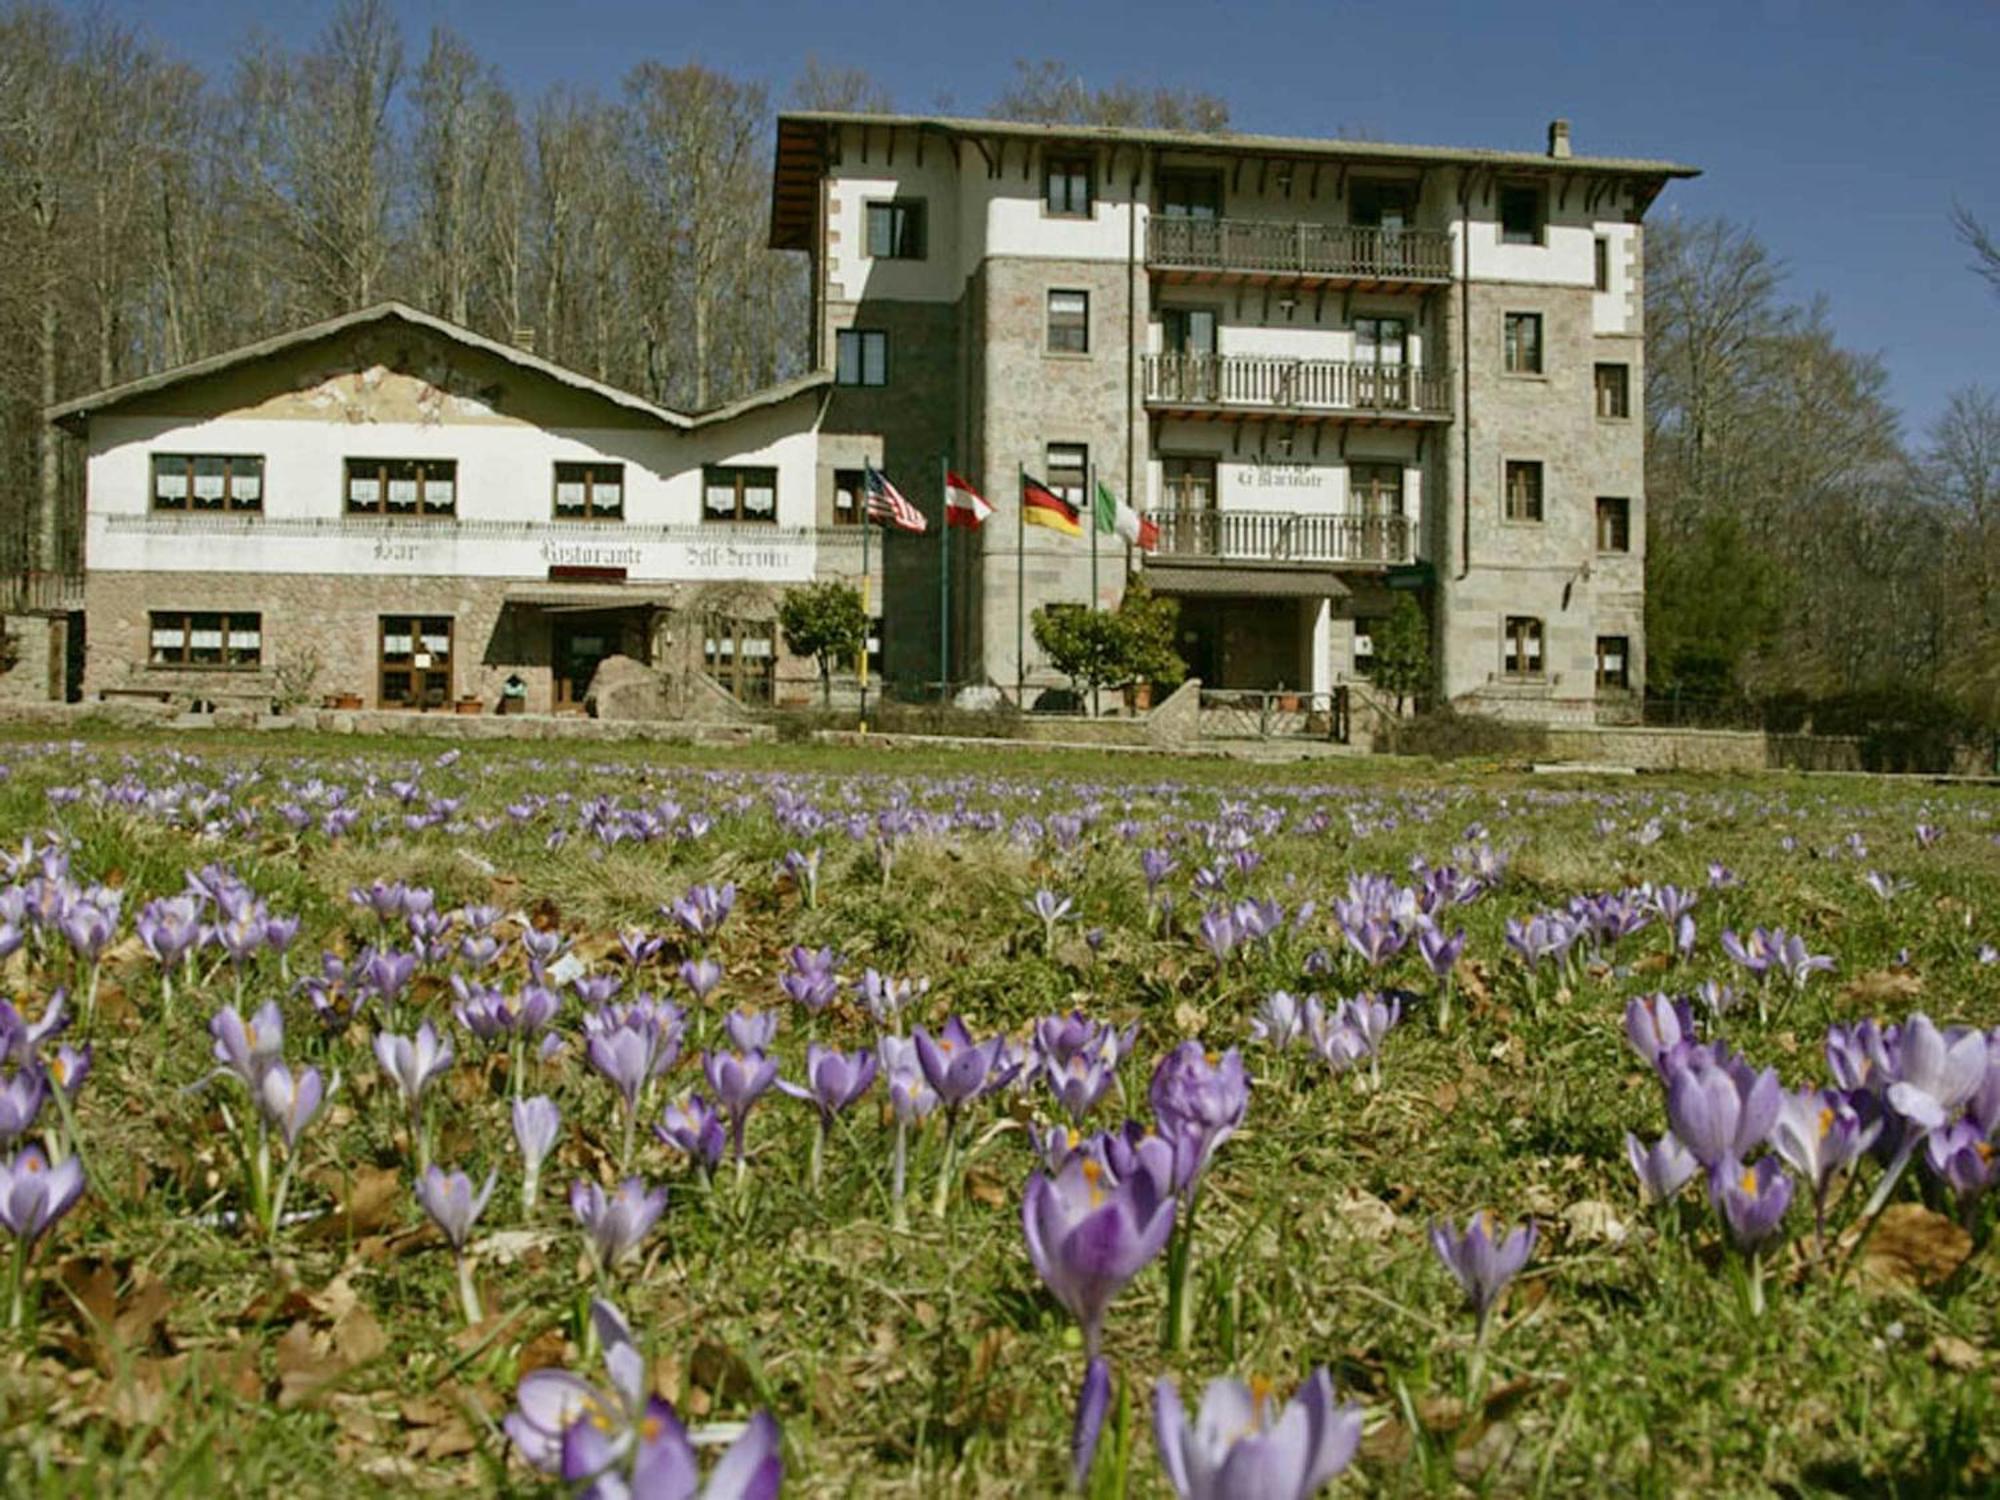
[1144,353,1451,424]
[1147,218,1452,287]
[1141,509,1414,567]
[0,571,85,614]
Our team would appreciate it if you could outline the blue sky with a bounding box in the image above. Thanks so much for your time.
[88,0,1999,439]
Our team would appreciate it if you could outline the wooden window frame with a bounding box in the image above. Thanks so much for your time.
[1596,634,1631,690]
[345,458,457,519]
[552,461,625,522]
[378,614,455,710]
[831,468,865,526]
[1502,615,1545,679]
[865,199,927,260]
[1046,289,1090,355]
[151,454,264,513]
[1503,460,1544,523]
[147,610,263,670]
[1044,155,1095,217]
[1157,168,1224,220]
[1596,496,1631,553]
[1499,182,1545,246]
[835,329,889,387]
[1160,453,1218,511]
[1502,312,1543,375]
[1350,462,1405,518]
[1595,362,1631,420]
[702,465,779,525]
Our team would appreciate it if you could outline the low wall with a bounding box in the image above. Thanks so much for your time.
[1539,725,1889,773]
[0,615,60,706]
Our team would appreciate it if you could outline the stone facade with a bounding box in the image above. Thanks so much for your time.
[0,614,65,705]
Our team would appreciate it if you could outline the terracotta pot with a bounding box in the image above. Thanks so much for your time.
[1277,693,1301,713]
[331,693,363,711]
[1126,682,1154,712]
[454,697,484,716]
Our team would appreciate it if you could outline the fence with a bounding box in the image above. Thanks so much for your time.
[1197,687,1349,743]
[0,572,85,615]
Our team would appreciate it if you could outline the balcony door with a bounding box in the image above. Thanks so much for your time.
[1353,317,1408,409]
[1158,307,1218,402]
[1157,456,1219,556]
[1349,463,1405,562]
[1155,170,1223,266]
[379,615,453,710]
[1351,180,1416,274]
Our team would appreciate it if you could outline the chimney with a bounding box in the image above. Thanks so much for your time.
[513,326,538,355]
[1547,119,1572,159]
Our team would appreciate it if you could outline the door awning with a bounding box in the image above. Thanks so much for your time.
[503,584,674,612]
[1140,564,1354,600]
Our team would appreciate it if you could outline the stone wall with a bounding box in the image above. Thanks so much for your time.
[0,614,61,705]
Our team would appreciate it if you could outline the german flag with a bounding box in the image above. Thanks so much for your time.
[1022,474,1083,536]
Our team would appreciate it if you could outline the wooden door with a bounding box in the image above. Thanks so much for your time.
[379,615,453,709]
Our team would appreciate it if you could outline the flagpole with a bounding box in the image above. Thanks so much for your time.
[1016,462,1026,706]
[860,465,871,734]
[938,453,950,701]
[1089,464,1100,614]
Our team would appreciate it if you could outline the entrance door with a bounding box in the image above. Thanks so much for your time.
[553,622,614,710]
[1159,306,1218,402]
[379,615,453,709]
[1353,317,1408,409]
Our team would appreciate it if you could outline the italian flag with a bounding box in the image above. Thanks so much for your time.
[945,472,993,530]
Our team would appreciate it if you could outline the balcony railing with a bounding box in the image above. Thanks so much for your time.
[1147,218,1453,282]
[0,571,85,614]
[1144,353,1451,419]
[1142,509,1413,566]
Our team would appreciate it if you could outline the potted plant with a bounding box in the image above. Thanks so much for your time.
[1125,679,1154,713]
[329,690,364,711]
[1276,683,1301,714]
[454,693,485,716]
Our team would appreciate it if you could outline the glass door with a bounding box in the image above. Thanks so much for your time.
[1159,306,1219,402]
[553,620,614,710]
[379,615,453,709]
[1353,317,1407,409]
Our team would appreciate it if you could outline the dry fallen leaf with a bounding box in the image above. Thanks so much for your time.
[1854,1204,1972,1291]
[1335,1188,1398,1243]
[1562,1199,1629,1246]
[1929,1334,1983,1372]
[1841,970,1924,1006]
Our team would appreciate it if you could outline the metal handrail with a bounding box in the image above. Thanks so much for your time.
[1140,509,1413,565]
[1144,352,1451,417]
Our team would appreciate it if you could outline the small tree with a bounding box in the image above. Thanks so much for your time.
[1031,603,1126,708]
[777,582,866,706]
[1116,581,1186,690]
[1372,593,1431,713]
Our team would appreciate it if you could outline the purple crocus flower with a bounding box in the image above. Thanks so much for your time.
[374,1021,454,1109]
[1152,1367,1362,1500]
[1196,906,1239,963]
[569,1178,668,1269]
[1624,1130,1699,1205]
[566,1400,782,1500]
[879,1035,937,1123]
[0,1144,85,1245]
[513,1095,561,1210]
[0,1071,46,1147]
[778,1044,877,1125]
[211,1001,284,1087]
[724,1007,778,1054]
[1710,1157,1793,1251]
[1664,1050,1782,1169]
[1624,993,1694,1074]
[703,1049,779,1176]
[1045,1051,1117,1125]
[1430,1211,1536,1325]
[1417,922,1466,980]
[1251,992,1307,1050]
[416,1164,497,1251]
[504,1300,650,1473]
[779,946,840,1012]
[48,1044,90,1101]
[1150,1042,1249,1197]
[1021,1153,1176,1355]
[656,1092,728,1172]
[913,1018,1016,1114]
[1926,1121,1999,1206]
[256,1062,327,1148]
[1879,1013,1987,1129]
[1770,1087,1879,1203]
[679,958,724,1003]
[584,1025,668,1114]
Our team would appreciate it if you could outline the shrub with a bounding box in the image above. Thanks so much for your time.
[777,582,867,707]
[1388,705,1549,761]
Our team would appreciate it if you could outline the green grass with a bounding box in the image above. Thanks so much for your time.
[0,728,1996,1496]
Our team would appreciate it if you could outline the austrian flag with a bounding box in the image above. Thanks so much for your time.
[945,472,994,530]
[863,464,928,533]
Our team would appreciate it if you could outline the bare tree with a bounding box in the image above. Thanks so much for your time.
[990,58,1229,131]
[790,56,892,114]
[1952,202,2000,296]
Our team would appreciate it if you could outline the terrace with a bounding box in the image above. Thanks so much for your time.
[1144,352,1452,423]
[1140,508,1414,567]
[1146,218,1453,287]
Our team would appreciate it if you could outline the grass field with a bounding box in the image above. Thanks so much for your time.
[0,729,1995,1497]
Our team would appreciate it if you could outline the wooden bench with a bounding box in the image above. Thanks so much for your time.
[99,687,174,704]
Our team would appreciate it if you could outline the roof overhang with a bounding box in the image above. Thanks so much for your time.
[770,111,1700,249]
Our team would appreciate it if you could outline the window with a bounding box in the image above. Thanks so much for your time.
[1499,184,1544,245]
[1160,454,1217,510]
[1160,306,1218,356]
[1350,463,1404,518]
[1503,616,1544,678]
[704,617,776,705]
[1045,155,1094,216]
[1594,236,1611,292]
[1503,460,1544,522]
[152,455,263,513]
[1047,290,1090,354]
[703,466,778,524]
[1596,635,1630,690]
[149,610,262,669]
[865,200,926,259]
[346,458,455,518]
[1046,443,1088,505]
[831,469,864,526]
[1596,496,1631,553]
[1157,170,1223,220]
[836,329,889,386]
[1352,626,1376,675]
[1350,180,1415,230]
[380,615,453,708]
[1503,313,1543,375]
[1595,362,1631,419]
[553,462,624,521]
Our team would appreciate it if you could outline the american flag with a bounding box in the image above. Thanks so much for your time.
[863,464,928,533]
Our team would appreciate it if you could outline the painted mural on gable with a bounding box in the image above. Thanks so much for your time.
[252,335,509,426]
